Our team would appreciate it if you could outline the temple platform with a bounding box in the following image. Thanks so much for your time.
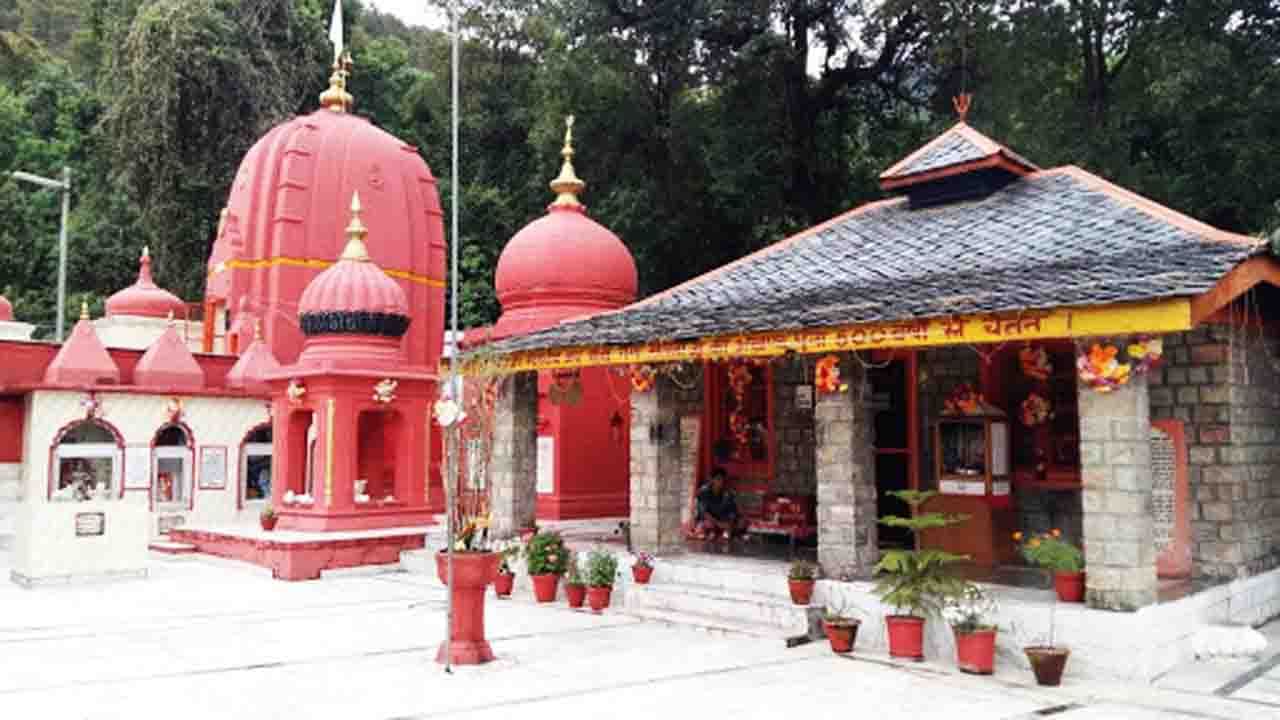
[169,524,429,581]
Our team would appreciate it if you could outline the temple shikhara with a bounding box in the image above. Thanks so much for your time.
[3,45,1280,683]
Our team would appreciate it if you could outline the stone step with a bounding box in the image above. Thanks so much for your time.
[650,561,795,600]
[624,606,816,646]
[627,581,819,638]
[149,540,197,555]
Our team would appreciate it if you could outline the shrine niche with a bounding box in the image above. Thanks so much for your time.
[703,360,774,509]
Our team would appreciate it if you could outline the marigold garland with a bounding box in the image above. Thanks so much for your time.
[814,354,842,394]
[1019,345,1052,380]
[1077,336,1163,393]
[943,382,986,415]
[1019,392,1051,427]
[630,364,655,392]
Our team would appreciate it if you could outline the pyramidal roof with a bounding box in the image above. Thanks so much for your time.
[226,329,280,395]
[134,324,205,390]
[879,122,1038,191]
[44,309,121,386]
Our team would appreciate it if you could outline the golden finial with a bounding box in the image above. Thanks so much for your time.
[953,93,973,122]
[340,192,371,262]
[549,115,585,208]
[79,301,89,320]
[319,52,354,113]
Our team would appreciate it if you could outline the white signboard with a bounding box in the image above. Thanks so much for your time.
[536,436,554,494]
[125,446,151,490]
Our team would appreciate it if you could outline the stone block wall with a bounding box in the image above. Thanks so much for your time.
[630,374,691,554]
[815,355,877,579]
[488,372,538,539]
[772,358,816,495]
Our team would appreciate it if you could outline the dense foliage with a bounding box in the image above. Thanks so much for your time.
[5,1,1280,336]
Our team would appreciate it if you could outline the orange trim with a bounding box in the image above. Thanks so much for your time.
[1045,166,1259,248]
[878,154,1033,191]
[1189,255,1280,324]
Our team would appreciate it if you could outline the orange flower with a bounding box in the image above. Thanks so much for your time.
[815,355,841,393]
[1028,538,1041,548]
[1012,531,1024,541]
[1051,528,1061,538]
[1088,344,1118,368]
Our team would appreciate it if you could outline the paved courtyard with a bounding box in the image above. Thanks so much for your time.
[1,549,1278,720]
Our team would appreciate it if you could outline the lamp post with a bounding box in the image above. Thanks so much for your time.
[9,167,71,341]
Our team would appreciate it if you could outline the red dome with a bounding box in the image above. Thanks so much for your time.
[492,126,637,340]
[205,98,445,368]
[107,248,186,319]
[0,295,13,322]
[298,195,409,318]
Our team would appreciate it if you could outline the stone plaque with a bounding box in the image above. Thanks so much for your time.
[535,436,554,494]
[198,446,228,490]
[75,512,105,537]
[1150,428,1176,554]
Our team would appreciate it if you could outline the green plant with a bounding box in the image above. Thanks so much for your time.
[565,551,585,586]
[943,583,998,633]
[788,560,818,581]
[873,490,970,617]
[496,540,521,574]
[823,599,860,627]
[1016,530,1083,572]
[260,504,275,519]
[585,548,619,588]
[524,531,568,576]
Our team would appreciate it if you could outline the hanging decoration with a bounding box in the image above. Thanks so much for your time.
[727,362,753,454]
[1019,345,1053,380]
[814,354,845,394]
[629,364,656,393]
[1019,393,1051,427]
[372,378,398,404]
[943,383,990,416]
[1076,337,1163,393]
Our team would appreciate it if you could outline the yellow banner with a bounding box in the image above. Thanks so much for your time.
[457,299,1192,376]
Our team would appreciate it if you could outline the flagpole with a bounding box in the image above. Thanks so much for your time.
[443,0,460,676]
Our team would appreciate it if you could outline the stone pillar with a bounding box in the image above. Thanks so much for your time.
[630,374,684,555]
[489,372,538,538]
[815,357,877,579]
[1080,373,1156,610]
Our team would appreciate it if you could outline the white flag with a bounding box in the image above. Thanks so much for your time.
[328,0,344,63]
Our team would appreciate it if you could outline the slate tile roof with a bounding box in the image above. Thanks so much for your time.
[880,123,1038,187]
[482,166,1259,357]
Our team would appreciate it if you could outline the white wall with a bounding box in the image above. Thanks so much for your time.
[94,316,217,354]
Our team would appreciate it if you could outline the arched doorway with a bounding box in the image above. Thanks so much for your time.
[153,423,193,509]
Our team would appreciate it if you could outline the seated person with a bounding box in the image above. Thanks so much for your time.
[694,467,746,540]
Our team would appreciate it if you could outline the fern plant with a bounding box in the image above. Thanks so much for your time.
[873,490,970,618]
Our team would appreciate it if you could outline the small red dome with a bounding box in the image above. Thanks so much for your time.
[492,126,637,340]
[226,325,280,395]
[106,248,186,319]
[0,295,13,322]
[298,196,409,319]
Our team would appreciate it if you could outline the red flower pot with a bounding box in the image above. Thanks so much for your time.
[1025,646,1070,686]
[434,551,500,665]
[493,572,514,598]
[587,586,612,612]
[259,515,277,531]
[632,564,654,584]
[955,628,997,674]
[1054,571,1085,603]
[823,620,860,654]
[788,579,815,605]
[565,583,587,608]
[885,615,926,661]
[531,573,559,603]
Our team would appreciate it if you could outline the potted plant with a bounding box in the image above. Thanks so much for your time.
[1025,592,1070,686]
[565,552,587,608]
[525,530,567,603]
[873,490,969,661]
[435,486,500,665]
[631,552,655,584]
[943,583,998,674]
[787,560,818,605]
[822,605,861,654]
[493,540,519,598]
[1016,529,1084,602]
[585,548,619,612]
[259,504,277,531]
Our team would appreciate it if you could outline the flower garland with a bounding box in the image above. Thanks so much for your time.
[630,364,656,393]
[727,362,753,450]
[814,354,844,394]
[943,382,987,415]
[1077,336,1163,393]
[1020,392,1051,427]
[1019,345,1052,380]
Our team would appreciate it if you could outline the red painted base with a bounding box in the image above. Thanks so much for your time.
[275,507,437,531]
[435,551,500,666]
[535,492,629,521]
[169,528,425,581]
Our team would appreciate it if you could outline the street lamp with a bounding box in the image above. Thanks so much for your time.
[9,167,71,341]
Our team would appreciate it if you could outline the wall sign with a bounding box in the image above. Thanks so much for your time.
[794,386,813,410]
[125,445,151,490]
[536,436,554,494]
[198,446,228,490]
[75,512,105,537]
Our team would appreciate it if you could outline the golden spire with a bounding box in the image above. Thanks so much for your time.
[549,115,585,208]
[340,192,371,262]
[79,301,89,321]
[319,52,354,113]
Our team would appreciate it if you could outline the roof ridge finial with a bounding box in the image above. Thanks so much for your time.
[137,245,156,287]
[340,191,371,262]
[953,93,973,123]
[319,52,354,113]
[549,115,585,208]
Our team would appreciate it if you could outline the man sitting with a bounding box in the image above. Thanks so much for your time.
[694,467,745,540]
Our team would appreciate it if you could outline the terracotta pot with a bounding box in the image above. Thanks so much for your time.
[1054,571,1085,603]
[565,583,587,608]
[885,615,926,661]
[434,551,500,665]
[788,579,815,605]
[587,586,612,612]
[493,571,514,598]
[531,573,560,602]
[954,628,997,674]
[823,619,860,654]
[259,515,277,531]
[1025,646,1070,686]
[632,564,654,584]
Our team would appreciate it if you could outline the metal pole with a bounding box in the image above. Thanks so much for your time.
[444,0,460,675]
[56,167,70,342]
